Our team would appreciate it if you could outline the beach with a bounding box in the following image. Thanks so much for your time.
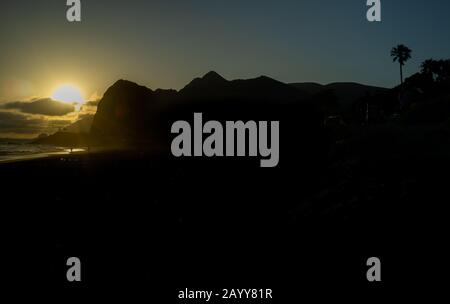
[0,139,87,163]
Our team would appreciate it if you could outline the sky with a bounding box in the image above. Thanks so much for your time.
[1,0,450,137]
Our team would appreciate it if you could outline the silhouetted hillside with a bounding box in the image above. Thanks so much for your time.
[92,73,319,135]
[91,79,161,141]
[34,131,90,147]
[63,115,94,133]
[33,116,94,147]
[90,71,329,169]
[289,82,324,95]
[180,71,308,102]
[290,82,388,111]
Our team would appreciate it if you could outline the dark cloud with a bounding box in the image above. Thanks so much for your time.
[2,98,75,116]
[0,111,71,135]
[85,100,100,107]
[77,113,95,120]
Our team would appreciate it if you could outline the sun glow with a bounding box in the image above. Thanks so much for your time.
[51,84,85,104]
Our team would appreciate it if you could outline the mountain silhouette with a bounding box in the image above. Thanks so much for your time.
[34,131,90,147]
[289,82,325,95]
[64,115,94,133]
[91,72,316,141]
[35,73,390,153]
[92,79,158,139]
[89,71,328,168]
[34,115,94,146]
[179,71,308,102]
[290,82,387,111]
[190,70,228,85]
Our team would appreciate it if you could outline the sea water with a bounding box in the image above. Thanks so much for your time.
[0,139,83,162]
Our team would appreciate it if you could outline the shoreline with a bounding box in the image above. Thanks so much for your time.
[0,148,87,164]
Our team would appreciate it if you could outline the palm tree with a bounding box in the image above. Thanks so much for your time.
[391,44,412,85]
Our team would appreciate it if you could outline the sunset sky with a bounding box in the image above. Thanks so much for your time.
[1,0,450,137]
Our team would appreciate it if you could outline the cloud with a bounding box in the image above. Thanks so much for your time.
[77,112,95,120]
[0,110,72,137]
[88,91,103,103]
[2,98,75,116]
[85,100,100,107]
[0,97,99,138]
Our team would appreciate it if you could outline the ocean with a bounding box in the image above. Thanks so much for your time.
[0,139,83,162]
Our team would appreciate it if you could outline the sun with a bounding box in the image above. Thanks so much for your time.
[51,84,85,104]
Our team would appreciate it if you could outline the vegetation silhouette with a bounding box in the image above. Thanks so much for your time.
[421,58,450,85]
[391,44,412,85]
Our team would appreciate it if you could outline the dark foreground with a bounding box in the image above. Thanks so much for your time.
[1,140,448,299]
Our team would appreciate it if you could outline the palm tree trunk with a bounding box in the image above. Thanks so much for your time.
[400,63,403,84]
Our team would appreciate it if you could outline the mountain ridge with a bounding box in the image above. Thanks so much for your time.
[36,72,388,147]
